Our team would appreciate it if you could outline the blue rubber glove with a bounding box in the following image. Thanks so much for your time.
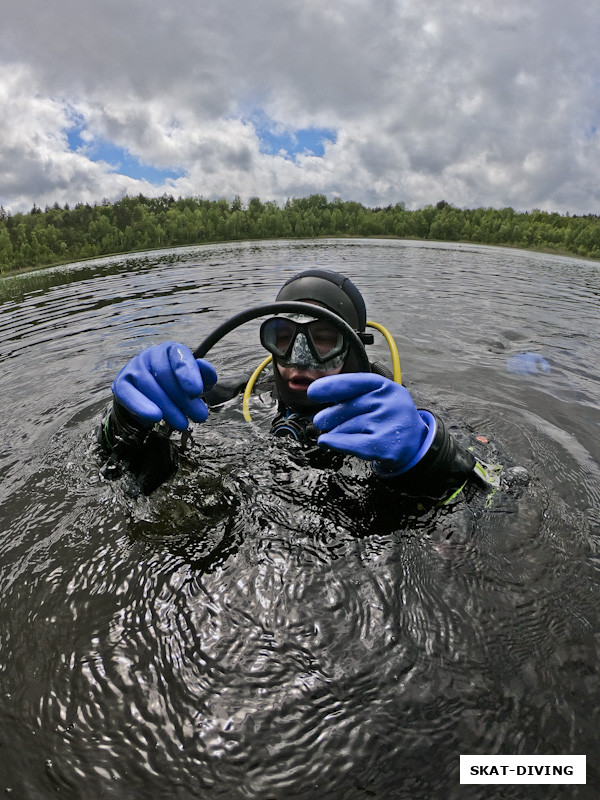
[506,352,551,375]
[307,373,435,476]
[112,342,218,431]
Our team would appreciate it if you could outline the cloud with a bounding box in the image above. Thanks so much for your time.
[0,0,599,215]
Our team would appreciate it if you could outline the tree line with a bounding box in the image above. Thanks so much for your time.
[1,194,600,274]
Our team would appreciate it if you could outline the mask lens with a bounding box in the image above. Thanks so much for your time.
[260,318,296,358]
[307,321,345,359]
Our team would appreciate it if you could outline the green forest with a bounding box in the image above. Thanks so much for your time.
[1,193,600,274]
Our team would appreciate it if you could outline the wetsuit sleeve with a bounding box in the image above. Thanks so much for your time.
[202,372,252,406]
[98,399,180,495]
[374,411,478,501]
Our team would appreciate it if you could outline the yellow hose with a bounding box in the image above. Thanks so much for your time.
[366,320,402,384]
[242,354,272,421]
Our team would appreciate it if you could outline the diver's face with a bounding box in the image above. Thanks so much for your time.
[272,299,346,394]
[276,361,343,393]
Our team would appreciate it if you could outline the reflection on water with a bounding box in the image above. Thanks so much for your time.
[1,240,600,799]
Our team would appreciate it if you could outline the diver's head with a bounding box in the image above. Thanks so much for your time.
[265,269,371,412]
[276,269,368,333]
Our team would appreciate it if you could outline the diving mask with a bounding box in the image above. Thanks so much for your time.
[260,314,348,370]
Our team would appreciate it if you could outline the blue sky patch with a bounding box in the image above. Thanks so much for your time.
[255,123,337,159]
[66,124,183,184]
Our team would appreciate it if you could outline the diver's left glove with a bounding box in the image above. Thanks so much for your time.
[307,373,436,476]
[112,342,218,431]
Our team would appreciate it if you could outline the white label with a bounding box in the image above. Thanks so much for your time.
[460,755,586,784]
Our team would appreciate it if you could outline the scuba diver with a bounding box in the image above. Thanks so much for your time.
[99,269,486,499]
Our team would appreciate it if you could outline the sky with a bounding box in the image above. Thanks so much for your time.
[1,0,599,216]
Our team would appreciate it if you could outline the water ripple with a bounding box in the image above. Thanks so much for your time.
[1,241,600,798]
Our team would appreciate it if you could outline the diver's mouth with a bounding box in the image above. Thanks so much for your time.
[287,374,314,392]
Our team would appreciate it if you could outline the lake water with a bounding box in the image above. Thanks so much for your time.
[0,239,599,799]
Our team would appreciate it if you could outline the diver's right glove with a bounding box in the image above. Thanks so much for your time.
[307,372,436,476]
[112,342,218,431]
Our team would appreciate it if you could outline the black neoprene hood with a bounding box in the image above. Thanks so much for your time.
[275,269,367,332]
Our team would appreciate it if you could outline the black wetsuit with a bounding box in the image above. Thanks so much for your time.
[98,365,481,500]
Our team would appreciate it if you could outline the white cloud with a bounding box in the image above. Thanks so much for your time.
[0,0,599,214]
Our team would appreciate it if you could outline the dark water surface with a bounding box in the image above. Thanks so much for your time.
[0,239,599,799]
